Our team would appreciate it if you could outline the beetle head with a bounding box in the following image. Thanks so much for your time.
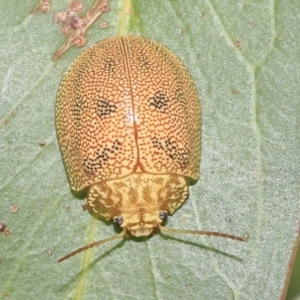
[113,210,168,237]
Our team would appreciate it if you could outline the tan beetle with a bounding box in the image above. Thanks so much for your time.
[56,36,245,262]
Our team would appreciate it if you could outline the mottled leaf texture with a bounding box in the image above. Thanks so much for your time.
[0,1,299,299]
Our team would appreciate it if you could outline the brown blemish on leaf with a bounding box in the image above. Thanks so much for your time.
[32,0,50,14]
[9,205,18,213]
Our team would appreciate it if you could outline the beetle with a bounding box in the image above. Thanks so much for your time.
[56,36,245,262]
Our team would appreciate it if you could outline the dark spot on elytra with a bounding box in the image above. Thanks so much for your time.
[138,55,150,70]
[73,97,87,120]
[96,98,117,118]
[83,140,121,174]
[165,137,177,159]
[152,136,190,167]
[152,136,164,150]
[104,58,115,74]
[174,88,185,105]
[148,91,169,112]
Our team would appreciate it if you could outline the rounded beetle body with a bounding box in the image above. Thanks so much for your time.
[56,36,201,237]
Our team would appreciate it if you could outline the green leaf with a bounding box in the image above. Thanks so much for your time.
[1,0,299,299]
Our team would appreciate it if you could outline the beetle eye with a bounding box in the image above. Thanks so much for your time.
[113,216,123,226]
[159,211,168,221]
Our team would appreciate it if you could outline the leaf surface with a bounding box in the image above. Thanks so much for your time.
[0,1,299,299]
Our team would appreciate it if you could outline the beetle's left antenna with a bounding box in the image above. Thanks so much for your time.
[58,229,126,263]
[158,224,246,242]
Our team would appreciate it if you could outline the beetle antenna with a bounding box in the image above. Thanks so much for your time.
[58,229,126,263]
[158,224,247,242]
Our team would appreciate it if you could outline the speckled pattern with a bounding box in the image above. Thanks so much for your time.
[56,36,201,191]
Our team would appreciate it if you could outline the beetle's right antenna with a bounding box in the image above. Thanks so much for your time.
[58,229,126,263]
